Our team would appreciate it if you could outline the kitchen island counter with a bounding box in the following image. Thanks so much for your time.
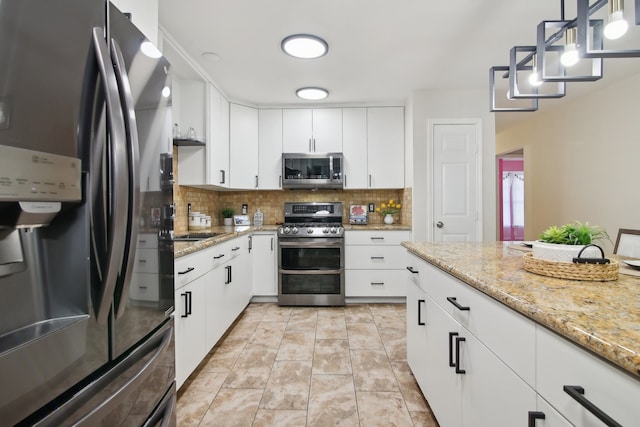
[402,241,640,379]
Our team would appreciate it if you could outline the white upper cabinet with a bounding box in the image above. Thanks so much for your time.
[208,84,230,187]
[367,107,404,189]
[229,103,259,189]
[282,108,342,153]
[342,108,368,189]
[258,109,283,189]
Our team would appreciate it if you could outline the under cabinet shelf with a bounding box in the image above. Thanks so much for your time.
[173,138,205,146]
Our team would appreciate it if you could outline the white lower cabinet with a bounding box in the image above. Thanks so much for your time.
[345,230,410,297]
[536,326,640,427]
[174,235,253,390]
[175,271,208,389]
[252,233,277,296]
[406,252,537,427]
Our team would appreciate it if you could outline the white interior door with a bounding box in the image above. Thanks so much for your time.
[432,122,481,241]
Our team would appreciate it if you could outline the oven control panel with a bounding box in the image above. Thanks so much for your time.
[278,225,344,238]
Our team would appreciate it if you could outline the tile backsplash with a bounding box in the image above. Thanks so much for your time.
[173,147,412,235]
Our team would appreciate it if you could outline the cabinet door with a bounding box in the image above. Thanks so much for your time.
[342,108,368,189]
[229,103,259,189]
[258,109,283,189]
[423,295,462,427]
[282,109,312,152]
[175,275,207,389]
[252,234,277,296]
[205,265,228,350]
[312,109,342,152]
[367,107,404,189]
[208,84,229,187]
[461,328,536,426]
[407,282,429,391]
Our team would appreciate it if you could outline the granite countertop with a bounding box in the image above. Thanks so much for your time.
[174,225,279,258]
[343,224,411,231]
[402,241,640,379]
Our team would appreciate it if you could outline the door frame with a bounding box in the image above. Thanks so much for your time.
[426,118,483,241]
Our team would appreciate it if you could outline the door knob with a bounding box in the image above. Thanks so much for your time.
[436,221,444,228]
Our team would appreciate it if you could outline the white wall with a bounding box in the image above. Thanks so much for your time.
[111,0,159,45]
[497,72,640,251]
[410,89,497,241]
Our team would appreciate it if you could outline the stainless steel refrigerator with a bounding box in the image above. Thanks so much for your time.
[0,0,176,425]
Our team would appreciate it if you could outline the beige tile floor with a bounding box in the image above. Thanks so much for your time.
[177,303,439,427]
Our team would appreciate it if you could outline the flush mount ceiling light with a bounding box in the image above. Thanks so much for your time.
[281,34,328,59]
[296,87,329,100]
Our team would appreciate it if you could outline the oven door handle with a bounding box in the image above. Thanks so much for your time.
[279,269,344,275]
[278,240,344,248]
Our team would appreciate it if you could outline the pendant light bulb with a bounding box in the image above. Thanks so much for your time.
[560,28,579,67]
[604,0,628,40]
[528,55,543,87]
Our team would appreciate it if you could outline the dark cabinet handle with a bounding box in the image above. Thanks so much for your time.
[370,256,385,260]
[181,291,192,317]
[455,336,466,374]
[407,266,419,274]
[528,411,545,427]
[225,265,232,284]
[447,296,470,311]
[563,385,622,427]
[214,254,225,259]
[448,332,458,367]
[220,169,225,184]
[178,267,194,275]
[418,299,425,326]
[232,246,240,251]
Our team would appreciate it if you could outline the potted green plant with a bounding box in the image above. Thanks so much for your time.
[221,207,234,226]
[533,221,609,262]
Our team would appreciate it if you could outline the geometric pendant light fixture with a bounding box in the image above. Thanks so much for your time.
[577,0,640,58]
[489,66,539,112]
[509,46,566,99]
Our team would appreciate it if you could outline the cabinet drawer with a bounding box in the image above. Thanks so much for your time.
[536,326,640,427]
[346,245,406,270]
[129,273,160,301]
[136,233,158,249]
[345,230,410,246]
[406,252,429,291]
[133,248,159,274]
[346,270,405,296]
[175,247,215,289]
[423,260,536,386]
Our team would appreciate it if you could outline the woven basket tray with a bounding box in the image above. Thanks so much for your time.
[523,252,619,281]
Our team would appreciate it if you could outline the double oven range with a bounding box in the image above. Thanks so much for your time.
[277,202,345,306]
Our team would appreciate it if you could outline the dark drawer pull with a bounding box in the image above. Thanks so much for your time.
[370,237,384,240]
[563,385,622,427]
[370,256,385,260]
[455,336,466,374]
[213,254,225,259]
[370,282,384,286]
[417,299,425,326]
[232,246,240,251]
[406,266,419,274]
[448,332,458,367]
[447,296,470,311]
[528,411,545,427]
[178,267,194,275]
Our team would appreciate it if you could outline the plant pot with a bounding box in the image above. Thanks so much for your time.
[384,214,394,225]
[532,240,601,263]
[223,217,233,226]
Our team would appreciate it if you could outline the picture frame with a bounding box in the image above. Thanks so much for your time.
[349,204,368,225]
[613,229,640,258]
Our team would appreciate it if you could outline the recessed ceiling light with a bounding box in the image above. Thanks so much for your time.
[296,87,329,100]
[281,34,328,59]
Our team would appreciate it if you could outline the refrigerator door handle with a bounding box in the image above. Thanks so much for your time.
[142,383,177,427]
[91,27,129,325]
[110,38,141,319]
[32,320,174,426]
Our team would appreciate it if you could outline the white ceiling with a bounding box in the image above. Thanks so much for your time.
[158,0,640,131]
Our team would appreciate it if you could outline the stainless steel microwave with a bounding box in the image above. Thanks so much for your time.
[282,153,343,189]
